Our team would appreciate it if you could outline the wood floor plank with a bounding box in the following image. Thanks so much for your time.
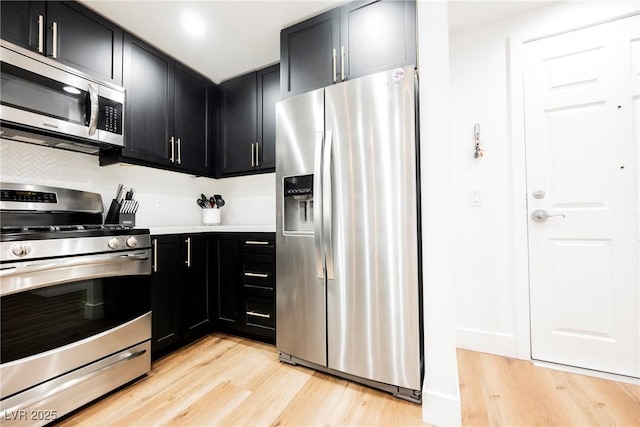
[457,349,491,426]
[57,334,639,427]
[167,381,252,426]
[217,361,312,426]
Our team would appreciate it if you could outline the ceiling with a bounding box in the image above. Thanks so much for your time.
[80,0,554,84]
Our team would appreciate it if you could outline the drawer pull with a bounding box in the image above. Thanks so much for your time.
[247,311,271,319]
[245,272,269,278]
[245,240,269,245]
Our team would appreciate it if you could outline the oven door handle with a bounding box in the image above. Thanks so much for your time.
[1,348,147,415]
[0,250,151,297]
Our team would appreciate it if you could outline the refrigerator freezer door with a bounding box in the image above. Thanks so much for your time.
[324,66,422,391]
[276,89,327,367]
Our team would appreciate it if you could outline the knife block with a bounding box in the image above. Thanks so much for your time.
[104,199,136,228]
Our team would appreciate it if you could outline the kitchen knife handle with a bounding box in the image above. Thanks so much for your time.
[37,15,44,53]
[51,21,58,59]
[314,131,324,279]
[170,136,175,163]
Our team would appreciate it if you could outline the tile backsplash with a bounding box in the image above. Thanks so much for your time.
[0,139,275,227]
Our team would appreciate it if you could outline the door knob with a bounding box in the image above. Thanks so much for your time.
[531,209,566,223]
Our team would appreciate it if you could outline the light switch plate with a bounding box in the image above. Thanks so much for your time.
[469,190,483,207]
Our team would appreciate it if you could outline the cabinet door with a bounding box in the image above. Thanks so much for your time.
[150,235,181,353]
[340,0,416,80]
[175,64,213,175]
[0,1,46,53]
[280,8,340,99]
[257,64,280,171]
[182,234,212,339]
[122,34,174,167]
[216,235,242,326]
[218,73,257,176]
[46,2,123,84]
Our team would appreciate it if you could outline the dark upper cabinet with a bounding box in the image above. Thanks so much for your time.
[101,34,214,177]
[257,65,280,171]
[119,35,174,167]
[174,64,214,175]
[0,1,123,85]
[218,73,256,177]
[280,9,339,100]
[218,64,279,177]
[280,0,416,99]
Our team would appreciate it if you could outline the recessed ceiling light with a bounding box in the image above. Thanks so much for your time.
[182,12,206,37]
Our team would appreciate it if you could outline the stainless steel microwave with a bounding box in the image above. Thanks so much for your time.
[0,40,125,154]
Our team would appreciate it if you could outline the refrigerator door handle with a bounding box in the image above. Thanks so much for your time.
[314,131,325,279]
[323,130,334,279]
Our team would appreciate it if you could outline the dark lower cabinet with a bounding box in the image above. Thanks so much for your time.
[0,1,123,85]
[215,233,276,342]
[150,235,181,352]
[150,234,213,354]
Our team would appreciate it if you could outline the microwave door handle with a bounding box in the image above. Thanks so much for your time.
[87,84,99,136]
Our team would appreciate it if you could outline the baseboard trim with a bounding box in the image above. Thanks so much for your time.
[456,328,518,358]
[532,359,640,385]
[422,389,461,426]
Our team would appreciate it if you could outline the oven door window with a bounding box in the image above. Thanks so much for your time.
[0,275,150,364]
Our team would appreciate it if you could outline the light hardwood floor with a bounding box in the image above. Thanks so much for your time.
[58,333,639,426]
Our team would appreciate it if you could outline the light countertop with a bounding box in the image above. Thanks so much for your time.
[146,224,275,235]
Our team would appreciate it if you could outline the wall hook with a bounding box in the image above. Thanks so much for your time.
[473,123,484,159]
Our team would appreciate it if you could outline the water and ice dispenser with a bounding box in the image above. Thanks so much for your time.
[283,174,314,233]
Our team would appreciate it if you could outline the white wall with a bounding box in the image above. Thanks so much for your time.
[449,1,640,359]
[0,139,276,227]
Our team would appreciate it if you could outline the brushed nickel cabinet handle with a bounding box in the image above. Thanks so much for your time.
[170,136,175,162]
[332,48,337,83]
[246,311,270,319]
[341,46,346,81]
[185,237,191,267]
[244,272,269,278]
[245,240,269,245]
[51,21,58,58]
[37,15,44,53]
[152,239,158,272]
[176,137,182,165]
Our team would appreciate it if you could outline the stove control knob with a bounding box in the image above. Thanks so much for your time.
[108,238,120,249]
[126,236,138,248]
[12,244,31,257]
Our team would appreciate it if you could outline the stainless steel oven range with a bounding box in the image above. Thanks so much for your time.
[0,183,152,426]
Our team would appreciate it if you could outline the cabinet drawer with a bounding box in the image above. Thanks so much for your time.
[244,296,275,329]
[241,235,275,253]
[243,255,275,291]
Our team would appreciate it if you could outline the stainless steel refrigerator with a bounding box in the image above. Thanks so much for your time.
[275,65,422,403]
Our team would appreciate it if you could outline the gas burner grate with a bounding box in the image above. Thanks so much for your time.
[0,224,108,234]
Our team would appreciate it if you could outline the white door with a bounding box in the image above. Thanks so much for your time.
[524,15,639,378]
